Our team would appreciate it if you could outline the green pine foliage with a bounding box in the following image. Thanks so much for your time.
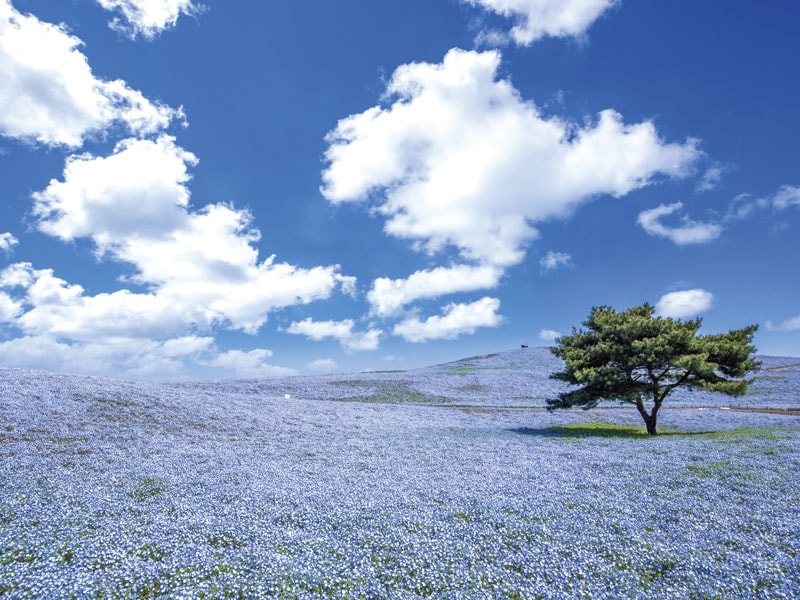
[549,303,759,435]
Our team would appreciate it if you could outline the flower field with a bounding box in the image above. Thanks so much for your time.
[1,348,799,598]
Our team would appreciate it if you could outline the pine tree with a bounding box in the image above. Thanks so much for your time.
[549,304,759,435]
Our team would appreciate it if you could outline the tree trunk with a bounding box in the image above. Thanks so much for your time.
[636,398,660,436]
[645,414,658,436]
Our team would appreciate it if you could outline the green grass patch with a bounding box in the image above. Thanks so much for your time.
[127,477,168,503]
[544,422,797,441]
[548,422,650,439]
[692,426,794,441]
[207,532,247,550]
[445,365,482,375]
[329,382,452,404]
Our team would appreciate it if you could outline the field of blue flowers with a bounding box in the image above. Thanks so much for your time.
[1,348,799,599]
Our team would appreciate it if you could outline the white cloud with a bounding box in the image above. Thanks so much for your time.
[723,185,800,223]
[285,318,382,353]
[368,264,503,317]
[96,0,203,39]
[772,185,800,210]
[0,291,21,321]
[33,136,195,247]
[0,1,180,147]
[1,263,194,341]
[286,318,354,341]
[539,250,571,271]
[393,297,503,342]
[342,328,382,353]
[464,0,617,46]
[539,328,560,341]
[0,317,296,379]
[323,49,700,269]
[160,335,214,357]
[766,315,800,332]
[201,349,298,379]
[0,333,214,379]
[0,136,354,377]
[306,358,340,373]
[695,165,726,192]
[0,232,18,252]
[637,202,722,245]
[655,289,713,319]
[30,136,350,335]
[723,193,762,222]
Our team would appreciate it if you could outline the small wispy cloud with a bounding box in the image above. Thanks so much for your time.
[766,315,800,332]
[539,251,572,271]
[724,184,800,223]
[772,185,800,210]
[695,165,727,192]
[96,0,205,39]
[638,202,722,245]
[306,358,340,373]
[0,233,18,253]
[539,329,560,342]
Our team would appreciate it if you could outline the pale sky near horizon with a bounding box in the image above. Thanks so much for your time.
[1,0,799,379]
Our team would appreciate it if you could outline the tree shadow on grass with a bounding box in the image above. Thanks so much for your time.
[509,422,710,439]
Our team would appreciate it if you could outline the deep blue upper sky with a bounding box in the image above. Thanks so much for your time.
[1,0,798,379]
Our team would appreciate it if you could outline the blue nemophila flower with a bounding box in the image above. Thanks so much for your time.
[1,350,798,598]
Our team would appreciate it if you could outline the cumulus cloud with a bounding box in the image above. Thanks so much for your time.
[393,297,503,342]
[539,251,571,271]
[655,289,713,319]
[201,349,298,379]
[1,263,190,341]
[323,49,700,270]
[368,264,503,318]
[0,136,354,377]
[33,136,196,247]
[464,0,617,46]
[30,136,351,335]
[285,318,382,353]
[0,2,351,379]
[0,232,18,252]
[96,0,203,39]
[0,1,180,147]
[637,202,722,245]
[0,332,214,379]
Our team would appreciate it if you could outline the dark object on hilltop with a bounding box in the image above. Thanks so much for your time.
[521,344,528,349]
[548,303,760,435]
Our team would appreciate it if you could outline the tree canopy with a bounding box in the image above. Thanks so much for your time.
[549,303,759,435]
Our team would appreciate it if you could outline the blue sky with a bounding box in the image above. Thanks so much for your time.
[1,0,798,379]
